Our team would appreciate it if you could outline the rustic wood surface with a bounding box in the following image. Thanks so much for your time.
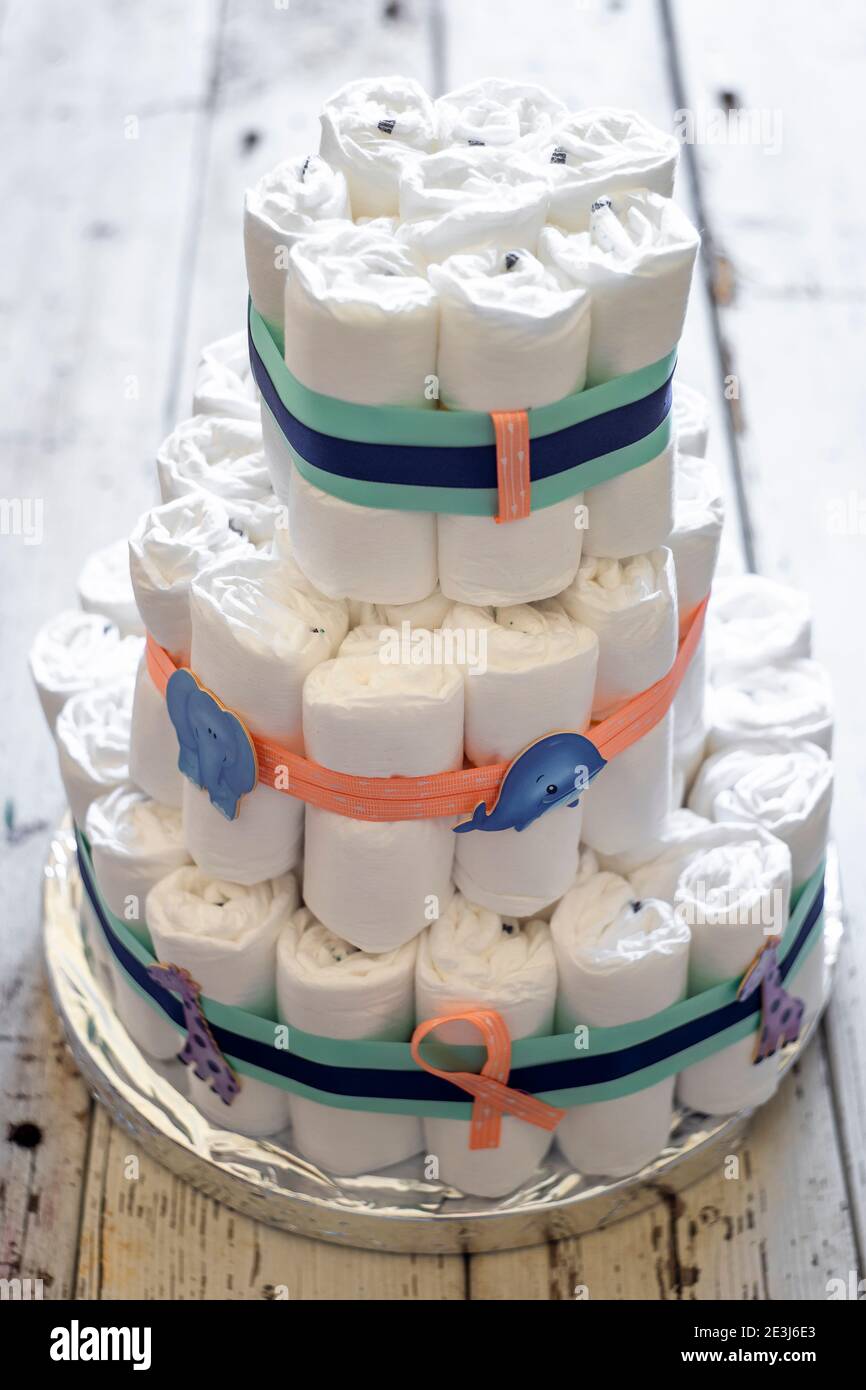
[1,0,862,1300]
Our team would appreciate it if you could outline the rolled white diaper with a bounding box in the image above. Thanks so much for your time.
[539,190,699,387]
[276,907,421,1174]
[157,414,278,546]
[707,574,812,686]
[446,602,597,914]
[184,552,348,883]
[600,807,785,905]
[558,549,678,718]
[582,444,675,560]
[672,631,708,798]
[86,785,191,1059]
[278,221,440,602]
[581,711,674,857]
[302,653,463,949]
[283,223,438,406]
[77,539,143,638]
[192,332,259,421]
[667,452,724,617]
[397,146,550,265]
[709,659,834,755]
[672,381,710,458]
[350,589,453,633]
[431,247,589,607]
[552,873,690,1176]
[128,653,183,808]
[244,154,351,332]
[688,739,832,887]
[56,676,135,827]
[147,867,298,1136]
[675,837,793,1116]
[536,107,680,231]
[435,77,566,151]
[319,76,438,218]
[128,492,248,662]
[429,246,590,412]
[416,897,558,1197]
[286,466,437,604]
[29,610,140,733]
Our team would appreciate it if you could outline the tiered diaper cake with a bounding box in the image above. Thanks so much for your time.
[33,78,834,1198]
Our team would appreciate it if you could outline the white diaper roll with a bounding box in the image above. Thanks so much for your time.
[56,676,134,827]
[667,452,724,616]
[536,107,679,231]
[86,785,191,1059]
[397,146,550,265]
[552,874,690,1176]
[276,908,421,1174]
[430,246,590,412]
[688,740,833,888]
[600,808,784,905]
[286,464,437,604]
[709,659,834,756]
[539,191,699,387]
[416,898,558,1197]
[435,77,566,151]
[157,414,279,546]
[581,711,674,856]
[128,493,247,662]
[77,539,143,638]
[244,155,351,331]
[147,867,298,1136]
[446,602,597,913]
[672,381,710,458]
[128,654,183,809]
[707,574,812,687]
[283,224,438,407]
[192,332,259,421]
[582,444,675,560]
[319,75,438,218]
[184,552,347,883]
[558,549,678,718]
[675,837,793,1116]
[351,589,453,633]
[430,247,588,608]
[29,610,140,734]
[672,632,708,797]
[302,653,463,949]
[448,603,599,765]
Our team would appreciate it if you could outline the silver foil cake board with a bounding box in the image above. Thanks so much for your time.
[43,824,843,1255]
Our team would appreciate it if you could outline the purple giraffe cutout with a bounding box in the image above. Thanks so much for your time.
[147,962,241,1106]
[737,936,805,1064]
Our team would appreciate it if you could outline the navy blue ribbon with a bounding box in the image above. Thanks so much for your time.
[77,830,823,1104]
[248,315,674,492]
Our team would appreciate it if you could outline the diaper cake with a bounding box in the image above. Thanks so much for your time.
[33,77,833,1199]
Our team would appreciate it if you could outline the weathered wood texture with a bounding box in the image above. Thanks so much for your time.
[1,0,861,1299]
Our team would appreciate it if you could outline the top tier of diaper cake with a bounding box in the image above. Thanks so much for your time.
[35,76,835,1195]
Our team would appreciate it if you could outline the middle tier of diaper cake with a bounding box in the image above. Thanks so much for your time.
[39,76,835,1200]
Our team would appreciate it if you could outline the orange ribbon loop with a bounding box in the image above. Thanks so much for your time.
[410,1008,565,1150]
[491,411,531,523]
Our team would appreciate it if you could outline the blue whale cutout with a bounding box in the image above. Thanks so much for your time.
[454,732,606,834]
[166,668,258,822]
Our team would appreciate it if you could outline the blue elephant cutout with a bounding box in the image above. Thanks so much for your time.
[166,668,258,822]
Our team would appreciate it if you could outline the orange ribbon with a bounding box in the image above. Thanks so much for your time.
[410,1009,565,1149]
[491,410,531,523]
[146,594,708,822]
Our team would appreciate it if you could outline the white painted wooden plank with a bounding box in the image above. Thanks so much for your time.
[669,0,866,1254]
[76,1109,467,1301]
[0,0,221,1298]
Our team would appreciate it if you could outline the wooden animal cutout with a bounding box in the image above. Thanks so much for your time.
[147,962,240,1106]
[737,937,805,1064]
